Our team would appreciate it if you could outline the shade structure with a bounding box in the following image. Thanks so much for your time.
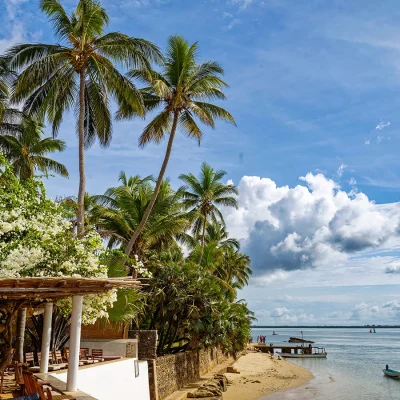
[0,276,142,303]
[0,276,142,393]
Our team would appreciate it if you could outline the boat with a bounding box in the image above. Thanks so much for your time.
[272,331,278,335]
[383,369,400,378]
[280,346,327,359]
[254,344,327,358]
[288,337,314,343]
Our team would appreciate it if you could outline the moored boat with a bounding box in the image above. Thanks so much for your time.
[383,369,400,378]
[280,346,327,359]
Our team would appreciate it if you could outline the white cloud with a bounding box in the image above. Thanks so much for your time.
[349,177,357,186]
[337,163,346,177]
[351,300,400,321]
[376,121,391,131]
[376,135,384,144]
[231,0,255,11]
[227,19,241,30]
[364,139,370,145]
[0,0,29,53]
[223,173,400,278]
[223,12,234,18]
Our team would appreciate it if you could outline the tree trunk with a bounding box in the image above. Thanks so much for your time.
[125,111,179,257]
[15,308,27,363]
[77,70,86,238]
[198,216,207,264]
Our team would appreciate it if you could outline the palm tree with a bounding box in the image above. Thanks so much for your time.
[0,57,15,122]
[0,117,68,180]
[122,35,236,257]
[94,174,191,260]
[180,162,238,263]
[7,0,161,236]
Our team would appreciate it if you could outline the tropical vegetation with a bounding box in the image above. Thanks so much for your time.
[0,0,253,366]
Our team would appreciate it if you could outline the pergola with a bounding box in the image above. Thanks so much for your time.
[0,277,142,392]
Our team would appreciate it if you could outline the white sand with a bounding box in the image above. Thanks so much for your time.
[223,351,312,400]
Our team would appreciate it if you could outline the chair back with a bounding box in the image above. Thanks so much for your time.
[62,348,69,362]
[22,371,46,400]
[79,349,89,360]
[14,362,24,385]
[54,351,63,364]
[91,349,103,360]
[25,352,35,366]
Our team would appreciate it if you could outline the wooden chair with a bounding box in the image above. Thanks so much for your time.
[22,371,75,400]
[14,362,25,395]
[78,350,96,365]
[52,352,67,369]
[61,350,82,367]
[91,349,104,362]
[27,353,40,373]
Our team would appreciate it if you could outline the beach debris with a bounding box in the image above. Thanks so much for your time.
[213,374,228,392]
[187,383,223,398]
[227,366,240,374]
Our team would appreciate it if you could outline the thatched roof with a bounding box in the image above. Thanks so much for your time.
[0,277,141,304]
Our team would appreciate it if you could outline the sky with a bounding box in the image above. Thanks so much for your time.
[2,0,400,325]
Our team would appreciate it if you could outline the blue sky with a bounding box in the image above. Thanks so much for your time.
[2,0,400,325]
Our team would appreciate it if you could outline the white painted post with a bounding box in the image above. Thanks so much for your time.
[40,302,53,373]
[67,295,83,392]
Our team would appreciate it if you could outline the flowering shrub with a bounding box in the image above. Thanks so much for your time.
[0,155,116,323]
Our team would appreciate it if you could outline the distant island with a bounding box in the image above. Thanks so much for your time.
[252,325,400,328]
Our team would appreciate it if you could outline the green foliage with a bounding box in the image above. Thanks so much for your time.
[93,172,191,258]
[0,115,68,180]
[8,0,161,141]
[138,261,254,355]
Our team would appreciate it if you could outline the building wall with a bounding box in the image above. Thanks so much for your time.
[156,347,234,399]
[53,358,150,400]
[77,338,138,358]
[81,321,127,339]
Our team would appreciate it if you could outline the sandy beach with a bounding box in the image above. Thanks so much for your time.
[223,350,313,400]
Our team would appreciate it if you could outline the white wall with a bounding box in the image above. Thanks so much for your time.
[53,358,150,400]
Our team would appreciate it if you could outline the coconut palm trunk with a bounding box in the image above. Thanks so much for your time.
[125,112,179,257]
[199,217,207,264]
[15,308,27,363]
[77,70,86,237]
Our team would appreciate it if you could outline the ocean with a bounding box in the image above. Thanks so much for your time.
[251,327,400,400]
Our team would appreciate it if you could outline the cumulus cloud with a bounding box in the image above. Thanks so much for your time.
[267,307,315,323]
[351,300,400,321]
[385,261,400,274]
[223,173,400,277]
[376,121,391,130]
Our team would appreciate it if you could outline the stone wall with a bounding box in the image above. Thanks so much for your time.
[156,347,234,399]
[129,330,157,360]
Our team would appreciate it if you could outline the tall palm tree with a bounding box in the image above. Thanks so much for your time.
[7,0,161,236]
[0,117,68,180]
[122,35,236,257]
[180,162,238,263]
[0,57,15,122]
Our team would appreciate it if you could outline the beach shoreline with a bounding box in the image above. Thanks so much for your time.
[223,349,313,400]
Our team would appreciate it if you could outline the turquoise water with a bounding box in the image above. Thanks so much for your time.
[251,327,400,399]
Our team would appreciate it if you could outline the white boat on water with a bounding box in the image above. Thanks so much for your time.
[281,352,327,359]
[383,369,400,378]
[280,346,327,359]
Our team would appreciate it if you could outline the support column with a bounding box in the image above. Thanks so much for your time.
[40,302,53,373]
[67,295,83,392]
